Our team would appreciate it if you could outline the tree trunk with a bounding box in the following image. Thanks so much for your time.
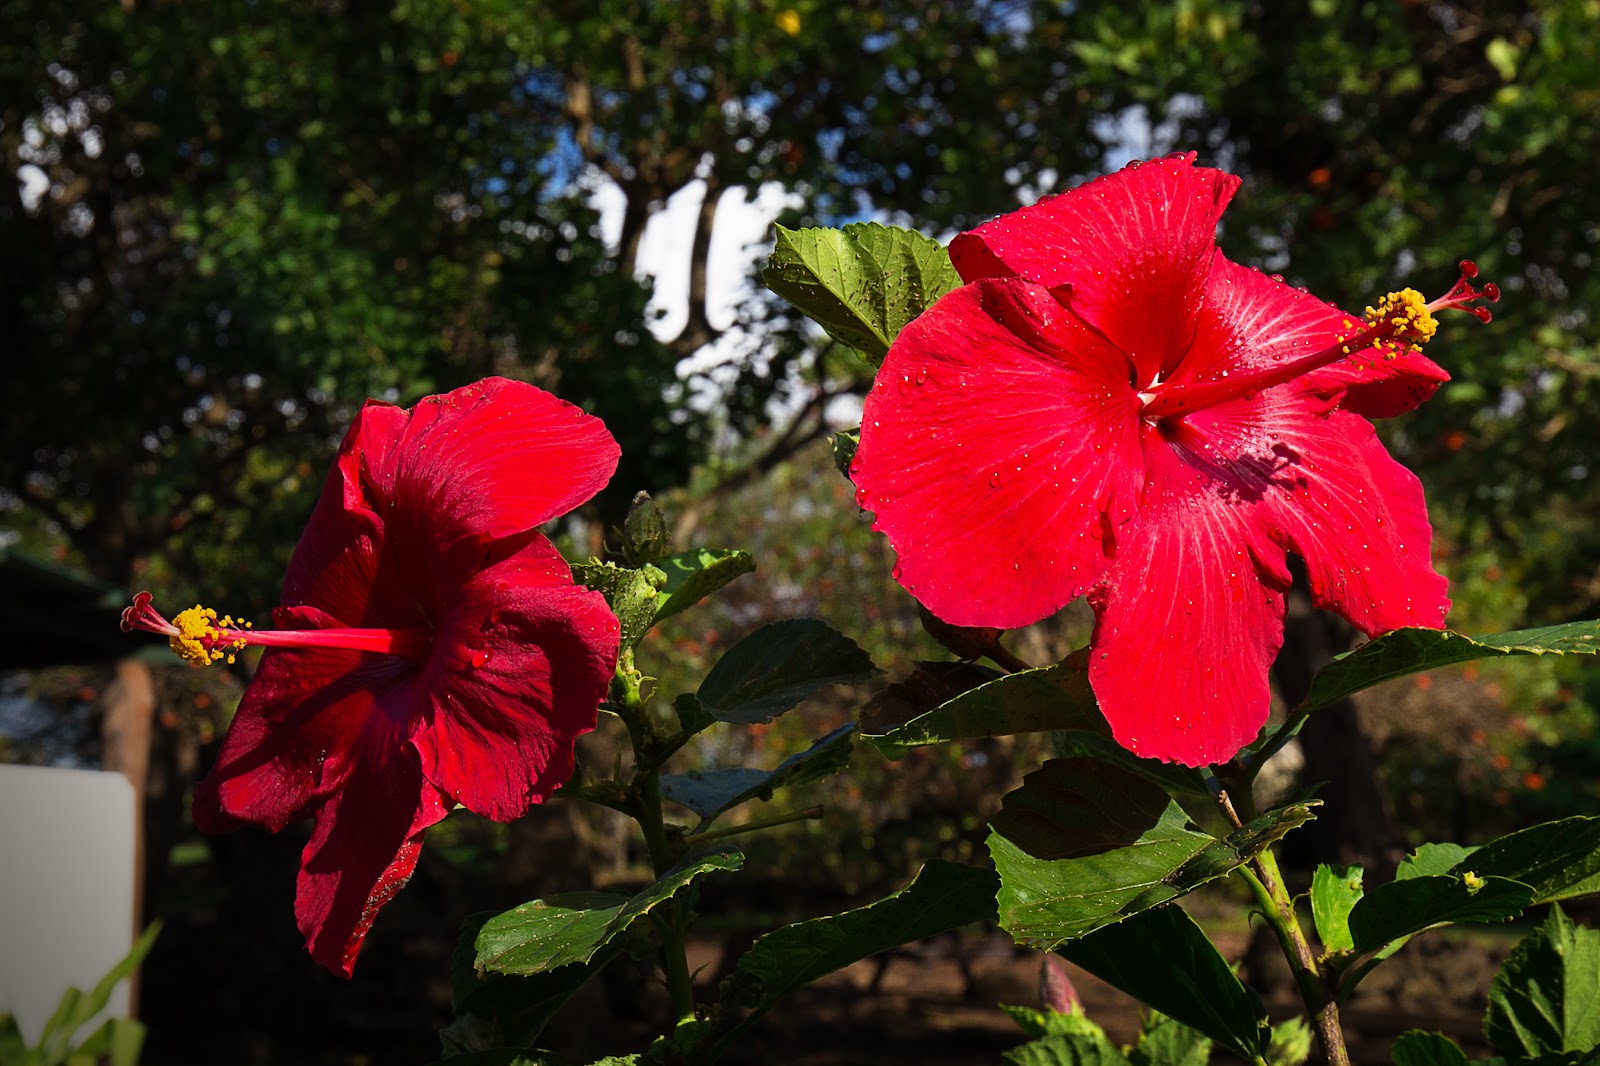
[99,657,155,1015]
[1273,571,1400,882]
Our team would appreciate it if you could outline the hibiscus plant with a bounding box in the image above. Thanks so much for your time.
[125,157,1600,1066]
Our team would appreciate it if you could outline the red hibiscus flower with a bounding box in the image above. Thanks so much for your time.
[851,154,1495,767]
[123,377,622,975]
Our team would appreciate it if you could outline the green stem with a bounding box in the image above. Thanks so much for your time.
[1221,788,1348,1066]
[639,766,696,1021]
[613,649,648,753]
[684,805,823,846]
[613,652,697,1023]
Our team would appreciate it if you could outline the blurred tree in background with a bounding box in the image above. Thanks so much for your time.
[7,0,1596,619]
[0,0,1119,613]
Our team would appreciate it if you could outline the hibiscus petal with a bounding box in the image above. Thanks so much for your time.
[1306,347,1450,418]
[384,377,620,548]
[1176,254,1352,385]
[278,404,399,622]
[1088,427,1289,766]
[949,155,1239,384]
[852,278,1144,630]
[1262,401,1450,634]
[295,742,449,977]
[280,382,621,627]
[191,606,427,833]
[413,542,621,821]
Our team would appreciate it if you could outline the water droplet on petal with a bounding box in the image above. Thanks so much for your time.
[471,650,492,669]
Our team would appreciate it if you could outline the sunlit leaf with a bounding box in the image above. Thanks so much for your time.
[653,549,756,624]
[763,222,962,365]
[1310,865,1363,955]
[1346,874,1532,954]
[1301,621,1600,713]
[1062,906,1269,1060]
[990,759,1315,946]
[1448,817,1600,904]
[476,851,742,976]
[1485,906,1600,1060]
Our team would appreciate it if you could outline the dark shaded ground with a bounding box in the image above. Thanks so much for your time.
[137,841,1518,1066]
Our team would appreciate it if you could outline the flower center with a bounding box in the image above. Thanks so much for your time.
[121,591,432,667]
[1139,260,1498,420]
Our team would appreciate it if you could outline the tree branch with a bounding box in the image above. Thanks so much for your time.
[670,172,723,358]
[671,385,838,544]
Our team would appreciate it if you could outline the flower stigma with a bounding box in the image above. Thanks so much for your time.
[121,590,432,666]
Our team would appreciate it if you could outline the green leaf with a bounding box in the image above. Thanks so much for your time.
[762,222,961,365]
[1447,817,1600,904]
[36,989,84,1065]
[0,1013,28,1066]
[863,656,1106,759]
[832,428,859,477]
[1130,1011,1212,1066]
[36,922,160,1065]
[1266,1018,1313,1066]
[476,851,742,976]
[990,759,1316,947]
[718,861,997,1048]
[1301,621,1600,713]
[660,722,854,825]
[670,690,717,738]
[691,618,878,725]
[652,548,756,625]
[999,1010,1127,1066]
[1004,1029,1131,1066]
[1391,1031,1469,1066]
[1485,906,1600,1059]
[445,913,608,1055]
[572,562,665,650]
[1311,864,1364,955]
[1397,843,1475,879]
[1346,874,1533,954]
[65,1017,145,1066]
[1061,906,1269,1061]
[1002,1004,1107,1041]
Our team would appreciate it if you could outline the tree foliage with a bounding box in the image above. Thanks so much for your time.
[4,0,1597,628]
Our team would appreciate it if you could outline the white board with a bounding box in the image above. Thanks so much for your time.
[0,764,138,1045]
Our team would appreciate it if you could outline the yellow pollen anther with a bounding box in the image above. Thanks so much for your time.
[170,604,243,667]
[1364,288,1437,345]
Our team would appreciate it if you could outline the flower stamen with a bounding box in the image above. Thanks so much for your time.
[1140,260,1497,420]
[122,591,431,666]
